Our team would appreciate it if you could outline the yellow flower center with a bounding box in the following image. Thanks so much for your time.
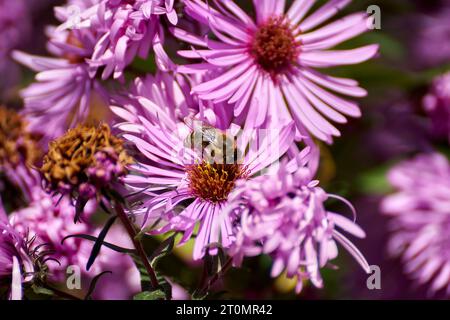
[186,162,249,203]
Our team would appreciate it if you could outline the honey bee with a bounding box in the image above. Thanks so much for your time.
[183,117,242,164]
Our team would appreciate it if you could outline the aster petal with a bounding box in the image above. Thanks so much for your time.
[12,51,70,72]
[254,0,285,24]
[293,77,347,123]
[328,212,366,238]
[300,76,361,117]
[287,0,315,26]
[10,256,22,300]
[177,63,215,74]
[166,9,178,25]
[298,0,351,32]
[110,105,138,123]
[208,205,222,256]
[244,75,266,128]
[271,257,286,278]
[193,204,215,260]
[171,27,208,46]
[287,247,301,277]
[246,122,295,173]
[404,229,436,260]
[177,201,204,245]
[333,230,370,274]
[291,77,341,136]
[137,97,177,129]
[299,45,379,68]
[202,65,257,102]
[282,81,332,142]
[184,0,221,27]
[221,0,256,27]
[35,68,77,81]
[122,134,184,166]
[418,257,442,284]
[194,60,253,94]
[300,12,369,44]
[300,69,367,97]
[431,263,450,292]
[327,239,339,260]
[231,72,259,115]
[267,80,295,127]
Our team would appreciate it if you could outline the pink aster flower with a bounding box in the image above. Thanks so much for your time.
[8,185,140,297]
[173,0,378,143]
[381,153,450,296]
[12,3,109,142]
[0,200,34,300]
[112,72,197,125]
[113,92,296,260]
[67,0,178,79]
[9,187,97,282]
[423,72,450,142]
[111,71,235,130]
[0,0,30,97]
[0,0,29,59]
[227,159,369,293]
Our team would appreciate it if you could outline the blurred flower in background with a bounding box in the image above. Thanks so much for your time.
[381,153,450,297]
[12,1,110,142]
[363,98,431,162]
[0,107,42,201]
[412,5,450,68]
[423,72,450,143]
[0,0,30,100]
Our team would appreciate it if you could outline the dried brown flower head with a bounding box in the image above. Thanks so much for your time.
[0,106,41,168]
[41,123,133,195]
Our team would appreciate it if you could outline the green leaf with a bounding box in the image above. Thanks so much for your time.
[31,285,54,296]
[86,215,118,271]
[191,289,208,300]
[149,234,176,267]
[156,273,172,300]
[356,164,392,195]
[105,188,127,205]
[84,271,112,300]
[74,197,88,224]
[130,253,152,292]
[133,289,166,300]
[130,53,156,74]
[62,234,136,254]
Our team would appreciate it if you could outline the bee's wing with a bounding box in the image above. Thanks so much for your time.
[183,116,195,130]
[202,127,220,144]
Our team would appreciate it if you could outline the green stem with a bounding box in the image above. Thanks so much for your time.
[114,202,160,290]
